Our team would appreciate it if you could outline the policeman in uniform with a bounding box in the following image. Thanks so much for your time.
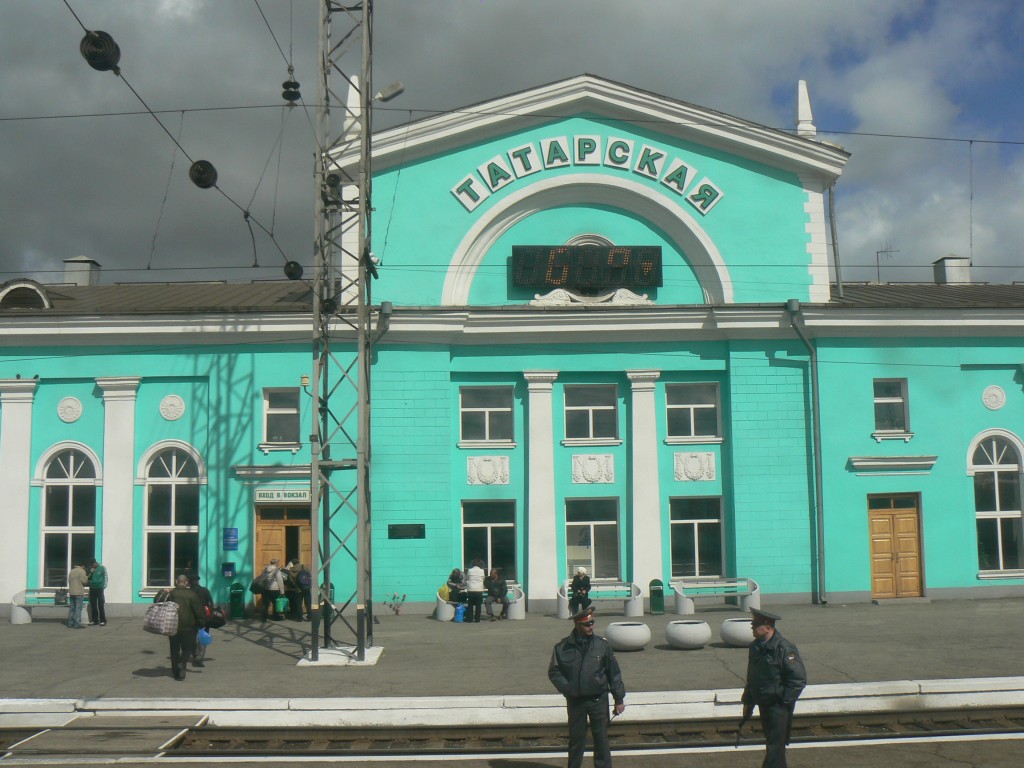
[740,608,806,768]
[548,606,626,768]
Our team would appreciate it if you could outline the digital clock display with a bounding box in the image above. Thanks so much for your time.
[512,246,662,290]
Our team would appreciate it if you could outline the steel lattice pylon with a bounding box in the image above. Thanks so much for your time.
[309,0,377,662]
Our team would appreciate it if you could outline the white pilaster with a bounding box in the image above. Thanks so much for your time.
[0,380,38,606]
[97,377,141,606]
[627,370,662,595]
[524,370,559,609]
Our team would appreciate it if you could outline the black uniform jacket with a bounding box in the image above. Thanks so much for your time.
[548,632,626,704]
[741,631,807,706]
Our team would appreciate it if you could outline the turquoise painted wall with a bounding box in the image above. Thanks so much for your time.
[727,341,814,595]
[3,343,317,604]
[819,339,1024,596]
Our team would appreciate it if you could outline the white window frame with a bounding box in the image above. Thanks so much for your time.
[971,432,1024,576]
[563,384,621,446]
[872,378,913,442]
[665,382,722,444]
[141,444,204,590]
[37,446,100,588]
[461,500,517,581]
[458,385,516,448]
[565,498,620,579]
[260,387,302,454]
[669,497,723,578]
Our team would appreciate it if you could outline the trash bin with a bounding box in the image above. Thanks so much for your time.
[649,578,665,615]
[229,582,246,619]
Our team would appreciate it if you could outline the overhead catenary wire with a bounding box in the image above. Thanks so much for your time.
[61,0,300,273]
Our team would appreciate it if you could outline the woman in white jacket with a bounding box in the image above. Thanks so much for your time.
[465,559,486,623]
[260,559,286,621]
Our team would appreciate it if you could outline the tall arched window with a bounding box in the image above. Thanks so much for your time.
[973,435,1024,572]
[144,447,201,587]
[42,449,97,586]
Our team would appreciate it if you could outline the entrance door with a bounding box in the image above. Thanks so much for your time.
[868,494,923,599]
[255,506,312,571]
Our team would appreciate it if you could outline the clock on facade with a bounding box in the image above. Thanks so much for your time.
[512,245,662,290]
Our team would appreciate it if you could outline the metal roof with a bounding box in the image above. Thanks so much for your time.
[0,281,312,315]
[827,283,1024,308]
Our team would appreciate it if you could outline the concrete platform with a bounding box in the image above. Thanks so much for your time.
[3,598,1024,726]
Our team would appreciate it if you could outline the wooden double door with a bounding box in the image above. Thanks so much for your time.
[255,506,312,571]
[868,494,923,599]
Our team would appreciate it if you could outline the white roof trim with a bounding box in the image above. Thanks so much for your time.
[340,75,849,179]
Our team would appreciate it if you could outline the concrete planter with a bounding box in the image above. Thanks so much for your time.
[720,617,753,647]
[665,619,712,649]
[604,621,651,651]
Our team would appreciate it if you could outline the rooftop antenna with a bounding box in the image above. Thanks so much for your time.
[875,244,899,284]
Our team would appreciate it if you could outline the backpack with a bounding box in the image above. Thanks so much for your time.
[297,569,312,590]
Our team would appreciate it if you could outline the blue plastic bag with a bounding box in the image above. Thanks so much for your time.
[453,604,466,623]
[197,628,213,646]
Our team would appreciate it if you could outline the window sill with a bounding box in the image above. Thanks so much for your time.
[561,438,623,447]
[872,431,914,443]
[458,440,517,450]
[665,436,723,445]
[258,442,302,455]
[977,570,1024,580]
[138,588,165,599]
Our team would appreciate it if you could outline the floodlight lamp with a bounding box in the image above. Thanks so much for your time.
[374,82,405,103]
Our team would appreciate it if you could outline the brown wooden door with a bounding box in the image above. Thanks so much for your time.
[255,506,312,571]
[868,495,923,599]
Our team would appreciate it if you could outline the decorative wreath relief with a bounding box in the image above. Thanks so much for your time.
[571,454,614,484]
[160,394,186,421]
[982,385,1006,411]
[467,456,510,485]
[57,397,83,424]
[674,452,716,482]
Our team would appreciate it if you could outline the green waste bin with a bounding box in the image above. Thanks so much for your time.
[229,582,246,619]
[649,578,665,615]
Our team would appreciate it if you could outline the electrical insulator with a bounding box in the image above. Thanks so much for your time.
[282,79,301,103]
[283,261,304,280]
[189,160,218,189]
[80,31,121,74]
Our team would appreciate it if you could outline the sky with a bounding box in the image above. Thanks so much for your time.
[2,0,1022,289]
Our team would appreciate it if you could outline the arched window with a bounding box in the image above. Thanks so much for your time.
[144,447,201,588]
[973,435,1024,572]
[41,449,97,586]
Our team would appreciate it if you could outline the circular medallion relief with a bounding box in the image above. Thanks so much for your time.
[160,394,186,421]
[57,397,83,423]
[982,385,1006,411]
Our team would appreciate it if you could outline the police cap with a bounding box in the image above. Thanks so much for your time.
[750,607,781,626]
[571,606,595,622]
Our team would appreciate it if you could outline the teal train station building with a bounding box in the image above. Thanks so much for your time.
[3,75,1024,617]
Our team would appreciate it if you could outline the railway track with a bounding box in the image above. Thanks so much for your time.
[5,707,1024,758]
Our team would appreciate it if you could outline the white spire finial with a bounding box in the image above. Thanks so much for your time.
[796,80,816,138]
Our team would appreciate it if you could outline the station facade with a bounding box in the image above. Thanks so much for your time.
[2,75,1023,616]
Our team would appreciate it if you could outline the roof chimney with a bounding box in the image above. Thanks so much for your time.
[932,254,971,285]
[63,256,101,286]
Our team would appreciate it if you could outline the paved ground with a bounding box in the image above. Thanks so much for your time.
[3,597,1024,700]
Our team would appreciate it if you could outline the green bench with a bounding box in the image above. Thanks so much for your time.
[670,577,760,614]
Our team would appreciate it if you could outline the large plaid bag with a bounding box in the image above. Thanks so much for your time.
[143,594,180,636]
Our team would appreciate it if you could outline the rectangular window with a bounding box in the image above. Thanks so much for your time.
[873,379,909,433]
[264,388,301,444]
[460,386,514,442]
[666,383,720,439]
[565,498,620,579]
[670,497,723,578]
[565,385,618,440]
[462,501,517,580]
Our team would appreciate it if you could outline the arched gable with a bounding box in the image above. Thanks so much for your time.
[441,173,732,306]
